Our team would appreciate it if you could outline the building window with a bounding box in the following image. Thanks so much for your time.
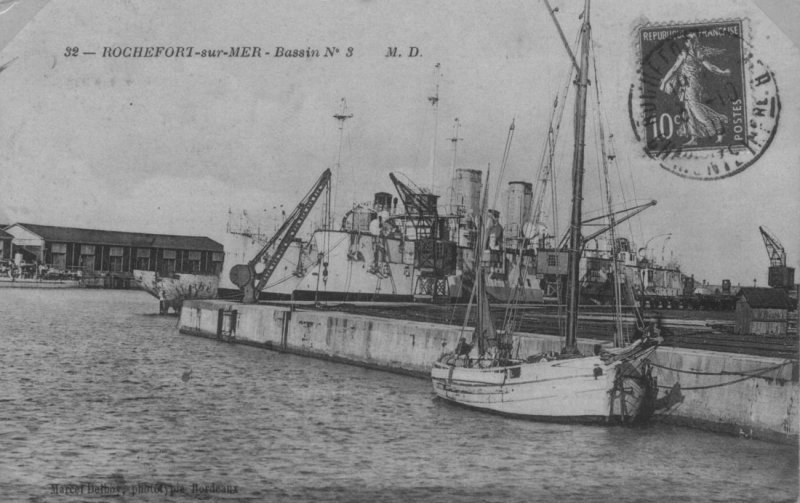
[212,251,224,275]
[136,248,151,270]
[162,249,176,274]
[547,254,559,267]
[109,246,124,272]
[80,244,95,271]
[51,243,67,270]
[187,251,201,273]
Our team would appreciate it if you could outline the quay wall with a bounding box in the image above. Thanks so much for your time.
[179,300,799,443]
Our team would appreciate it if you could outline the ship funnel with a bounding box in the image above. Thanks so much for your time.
[449,168,482,217]
[505,181,532,244]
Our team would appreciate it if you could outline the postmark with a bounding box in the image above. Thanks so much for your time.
[629,20,780,180]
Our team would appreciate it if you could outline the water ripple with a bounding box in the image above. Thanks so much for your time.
[0,289,797,502]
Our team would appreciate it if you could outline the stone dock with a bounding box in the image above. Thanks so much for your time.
[178,299,799,444]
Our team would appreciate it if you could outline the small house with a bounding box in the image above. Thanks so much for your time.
[735,287,793,336]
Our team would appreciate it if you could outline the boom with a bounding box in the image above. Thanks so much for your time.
[389,172,439,238]
[230,168,331,303]
[759,225,786,267]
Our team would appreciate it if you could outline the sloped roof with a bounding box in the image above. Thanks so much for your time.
[11,223,223,252]
[0,228,11,240]
[737,287,792,309]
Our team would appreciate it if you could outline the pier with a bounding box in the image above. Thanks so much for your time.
[179,299,799,444]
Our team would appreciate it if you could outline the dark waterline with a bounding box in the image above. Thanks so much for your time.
[0,289,797,502]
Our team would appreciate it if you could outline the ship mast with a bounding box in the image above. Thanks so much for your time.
[564,0,591,353]
[428,63,442,192]
[331,98,353,229]
[447,118,462,215]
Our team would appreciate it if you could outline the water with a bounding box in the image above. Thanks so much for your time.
[1,289,797,502]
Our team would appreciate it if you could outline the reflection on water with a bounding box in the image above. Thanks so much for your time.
[0,289,797,502]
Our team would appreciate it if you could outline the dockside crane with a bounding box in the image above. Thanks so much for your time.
[230,169,332,304]
[389,172,455,299]
[759,225,795,289]
[759,225,786,267]
[389,172,440,239]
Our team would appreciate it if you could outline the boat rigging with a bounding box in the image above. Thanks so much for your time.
[430,0,667,424]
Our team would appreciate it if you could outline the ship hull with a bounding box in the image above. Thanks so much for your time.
[133,270,219,312]
[218,228,545,303]
[216,287,415,303]
[431,345,657,423]
[485,251,544,303]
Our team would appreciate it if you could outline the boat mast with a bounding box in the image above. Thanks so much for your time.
[473,164,493,356]
[564,0,591,353]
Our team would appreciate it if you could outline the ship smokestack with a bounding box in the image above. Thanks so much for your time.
[449,168,482,218]
[505,181,532,248]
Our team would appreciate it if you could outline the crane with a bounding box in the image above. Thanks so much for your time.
[389,172,439,239]
[230,169,332,303]
[759,225,795,290]
[759,226,786,267]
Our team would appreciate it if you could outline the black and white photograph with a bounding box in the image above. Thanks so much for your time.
[0,1,797,501]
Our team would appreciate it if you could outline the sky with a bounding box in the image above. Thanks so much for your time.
[0,0,797,287]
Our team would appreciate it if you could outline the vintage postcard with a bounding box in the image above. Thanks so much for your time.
[0,1,797,502]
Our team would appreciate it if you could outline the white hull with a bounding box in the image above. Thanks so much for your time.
[133,270,219,310]
[218,227,545,301]
[218,231,309,297]
[485,251,544,303]
[293,230,417,299]
[431,346,656,422]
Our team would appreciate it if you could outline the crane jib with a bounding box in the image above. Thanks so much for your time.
[234,168,331,303]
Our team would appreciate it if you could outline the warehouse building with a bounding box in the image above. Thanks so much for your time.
[2,223,224,286]
[734,287,793,336]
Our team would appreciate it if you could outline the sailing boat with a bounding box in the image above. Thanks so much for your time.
[430,0,662,423]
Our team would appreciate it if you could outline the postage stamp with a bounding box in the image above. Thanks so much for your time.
[629,20,780,180]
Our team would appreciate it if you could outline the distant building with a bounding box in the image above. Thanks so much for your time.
[693,279,740,297]
[2,223,223,286]
[735,287,793,336]
[0,228,12,261]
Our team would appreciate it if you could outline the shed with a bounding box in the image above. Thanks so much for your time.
[735,287,792,336]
